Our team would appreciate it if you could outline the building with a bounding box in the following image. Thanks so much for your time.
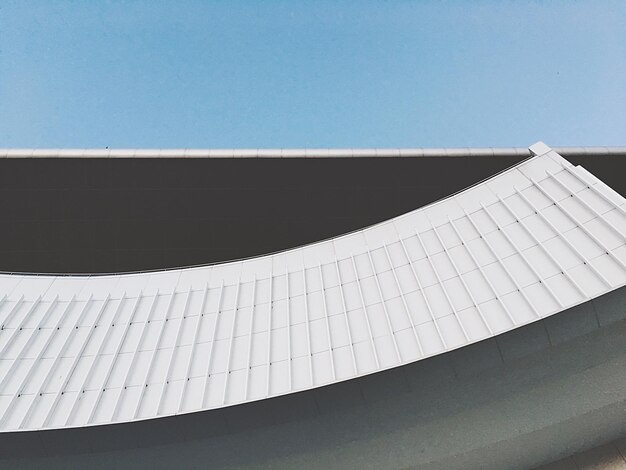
[0,142,625,469]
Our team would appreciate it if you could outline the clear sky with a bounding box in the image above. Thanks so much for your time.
[1,1,625,148]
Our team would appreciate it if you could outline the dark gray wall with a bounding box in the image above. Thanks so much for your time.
[2,155,624,274]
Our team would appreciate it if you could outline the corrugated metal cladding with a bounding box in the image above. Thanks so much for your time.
[0,142,624,433]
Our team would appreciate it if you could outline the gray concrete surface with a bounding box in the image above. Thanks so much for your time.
[535,438,626,469]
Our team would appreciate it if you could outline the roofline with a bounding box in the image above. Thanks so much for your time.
[1,146,625,159]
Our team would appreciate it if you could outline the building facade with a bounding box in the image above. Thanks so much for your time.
[0,143,625,469]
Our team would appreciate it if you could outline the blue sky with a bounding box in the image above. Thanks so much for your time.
[1,1,625,148]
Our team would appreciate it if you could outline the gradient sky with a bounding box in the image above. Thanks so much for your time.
[1,1,625,148]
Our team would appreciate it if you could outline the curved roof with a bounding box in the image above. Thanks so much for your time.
[0,142,624,432]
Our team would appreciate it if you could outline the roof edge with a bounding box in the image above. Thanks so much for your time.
[0,146,625,159]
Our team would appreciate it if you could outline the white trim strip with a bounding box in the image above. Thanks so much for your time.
[1,146,624,159]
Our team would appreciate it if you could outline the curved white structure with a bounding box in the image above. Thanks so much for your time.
[0,142,624,432]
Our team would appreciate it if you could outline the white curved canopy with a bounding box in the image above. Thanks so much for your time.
[0,142,624,432]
